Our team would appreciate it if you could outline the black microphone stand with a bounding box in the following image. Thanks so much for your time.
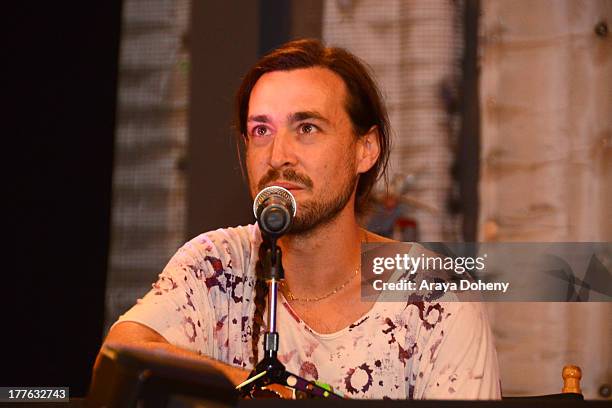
[236,236,343,399]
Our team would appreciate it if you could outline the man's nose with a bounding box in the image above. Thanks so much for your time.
[268,130,297,169]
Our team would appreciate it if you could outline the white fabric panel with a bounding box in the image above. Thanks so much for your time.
[105,0,190,331]
[323,0,464,241]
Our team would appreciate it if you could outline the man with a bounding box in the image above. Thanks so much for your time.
[97,39,500,399]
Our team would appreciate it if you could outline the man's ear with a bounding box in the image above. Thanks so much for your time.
[356,126,381,174]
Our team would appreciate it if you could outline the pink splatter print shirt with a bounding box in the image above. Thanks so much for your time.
[116,224,501,399]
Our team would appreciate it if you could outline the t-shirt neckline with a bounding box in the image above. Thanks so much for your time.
[278,291,384,340]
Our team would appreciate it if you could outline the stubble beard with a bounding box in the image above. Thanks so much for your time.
[251,164,359,237]
[288,168,358,236]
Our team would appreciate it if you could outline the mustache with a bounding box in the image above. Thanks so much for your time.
[257,168,314,191]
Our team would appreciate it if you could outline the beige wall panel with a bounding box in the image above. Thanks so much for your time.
[480,0,611,399]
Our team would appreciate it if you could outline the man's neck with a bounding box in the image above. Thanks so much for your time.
[276,206,363,297]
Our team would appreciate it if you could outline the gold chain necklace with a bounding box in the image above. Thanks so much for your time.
[281,267,360,302]
[281,229,368,302]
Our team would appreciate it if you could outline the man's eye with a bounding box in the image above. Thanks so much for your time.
[298,123,317,134]
[251,126,269,137]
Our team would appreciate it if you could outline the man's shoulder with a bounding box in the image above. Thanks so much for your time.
[162,224,261,287]
[188,224,260,249]
[176,224,261,273]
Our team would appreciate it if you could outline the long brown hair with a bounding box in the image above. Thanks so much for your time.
[251,242,268,365]
[239,39,391,365]
[235,38,391,214]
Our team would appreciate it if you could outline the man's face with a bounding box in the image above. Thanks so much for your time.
[245,67,362,234]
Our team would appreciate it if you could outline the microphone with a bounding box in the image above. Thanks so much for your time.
[253,186,297,239]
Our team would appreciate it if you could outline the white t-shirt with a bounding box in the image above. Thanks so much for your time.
[116,224,501,399]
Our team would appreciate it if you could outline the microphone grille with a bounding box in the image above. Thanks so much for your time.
[253,186,297,218]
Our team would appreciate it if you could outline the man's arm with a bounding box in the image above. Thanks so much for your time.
[414,302,501,399]
[94,321,251,387]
